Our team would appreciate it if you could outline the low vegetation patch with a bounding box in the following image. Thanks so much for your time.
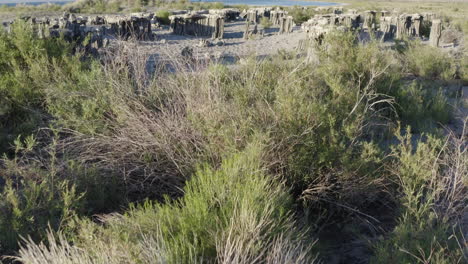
[0,11,466,264]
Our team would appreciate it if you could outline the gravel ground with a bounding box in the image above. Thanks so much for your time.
[136,20,307,61]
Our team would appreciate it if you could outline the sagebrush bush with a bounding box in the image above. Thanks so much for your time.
[287,6,316,24]
[260,16,272,29]
[394,80,451,132]
[0,21,71,153]
[156,10,171,25]
[404,41,455,80]
[16,143,316,263]
[372,127,467,264]
[0,136,83,254]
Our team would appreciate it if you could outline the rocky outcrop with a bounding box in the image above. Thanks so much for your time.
[301,10,439,44]
[241,7,272,23]
[5,14,109,54]
[246,10,259,23]
[100,13,154,40]
[429,19,442,47]
[208,8,240,21]
[379,16,396,41]
[363,10,376,30]
[278,16,294,34]
[243,21,264,40]
[410,14,423,37]
[169,14,224,39]
[270,10,288,26]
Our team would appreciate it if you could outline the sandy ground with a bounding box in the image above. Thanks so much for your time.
[137,20,307,62]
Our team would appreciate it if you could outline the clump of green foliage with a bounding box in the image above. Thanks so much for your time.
[372,128,467,264]
[403,41,455,80]
[287,6,316,24]
[260,16,272,29]
[0,21,72,152]
[393,81,451,132]
[15,144,315,263]
[156,9,171,25]
[0,135,82,254]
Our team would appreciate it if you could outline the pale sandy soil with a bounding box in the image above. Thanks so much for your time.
[137,20,307,62]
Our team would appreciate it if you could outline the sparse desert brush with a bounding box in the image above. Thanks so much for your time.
[0,135,84,254]
[64,0,123,13]
[372,124,468,264]
[0,12,466,263]
[288,6,316,24]
[393,80,452,132]
[15,143,317,264]
[404,40,455,80]
[260,16,273,29]
[156,9,171,25]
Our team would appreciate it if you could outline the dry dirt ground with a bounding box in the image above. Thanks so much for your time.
[134,20,307,62]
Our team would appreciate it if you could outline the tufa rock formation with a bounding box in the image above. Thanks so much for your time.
[278,16,294,34]
[169,14,224,39]
[429,19,442,47]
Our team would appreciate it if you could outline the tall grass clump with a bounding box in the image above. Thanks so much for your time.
[15,143,316,264]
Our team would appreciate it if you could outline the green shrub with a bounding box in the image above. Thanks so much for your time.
[0,21,74,153]
[0,136,84,254]
[180,32,395,218]
[260,16,272,29]
[404,41,454,80]
[156,9,171,25]
[287,6,316,24]
[393,80,451,132]
[16,143,316,263]
[372,129,467,264]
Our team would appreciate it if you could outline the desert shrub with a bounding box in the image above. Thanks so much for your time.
[394,81,451,132]
[64,0,122,13]
[15,143,316,264]
[0,132,124,255]
[452,19,468,35]
[0,21,76,153]
[156,9,171,25]
[0,20,119,154]
[0,25,127,254]
[0,136,83,254]
[199,1,224,10]
[372,127,467,264]
[0,3,62,14]
[177,32,398,223]
[404,41,455,80]
[260,16,272,29]
[288,6,316,24]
